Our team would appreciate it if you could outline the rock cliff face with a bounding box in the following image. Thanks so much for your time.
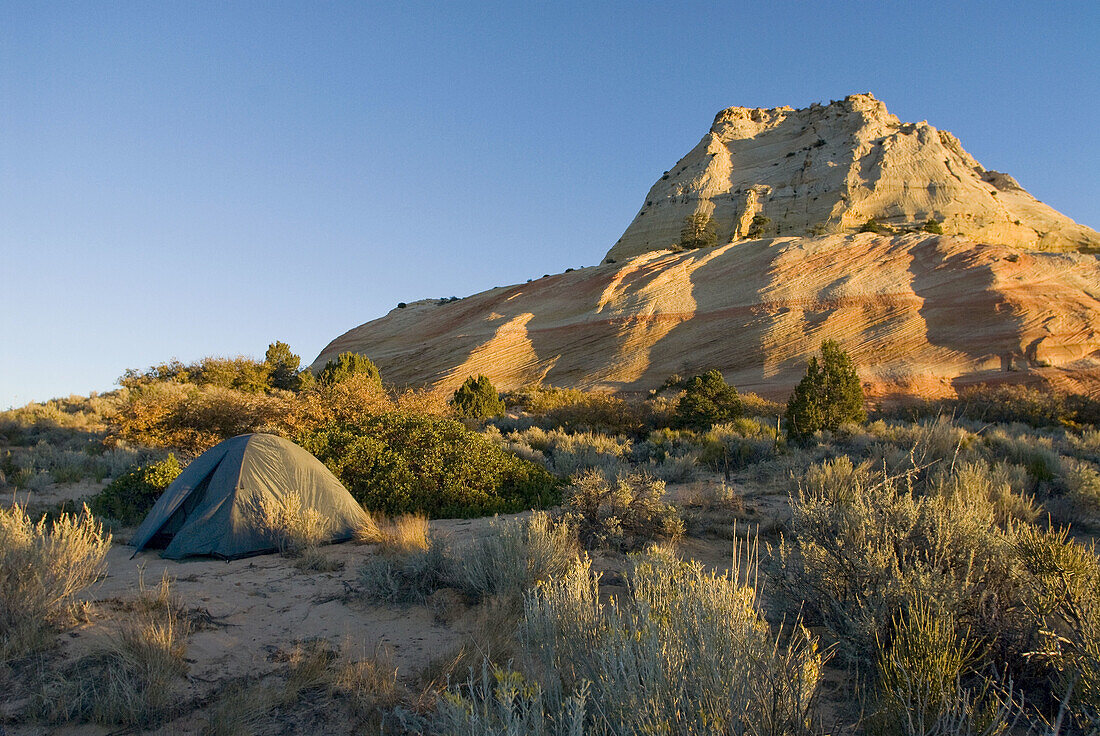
[312,233,1100,401]
[605,94,1099,261]
[312,95,1100,400]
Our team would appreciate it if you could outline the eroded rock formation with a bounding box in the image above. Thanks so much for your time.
[605,94,1099,261]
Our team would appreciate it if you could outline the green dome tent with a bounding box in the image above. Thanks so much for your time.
[131,433,367,560]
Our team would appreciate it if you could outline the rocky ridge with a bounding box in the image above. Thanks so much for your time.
[313,233,1100,401]
[605,94,1098,260]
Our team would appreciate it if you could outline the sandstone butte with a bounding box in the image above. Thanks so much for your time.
[312,94,1100,402]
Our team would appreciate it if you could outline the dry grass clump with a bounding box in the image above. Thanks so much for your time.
[428,547,823,735]
[558,469,683,551]
[203,640,403,735]
[246,491,332,557]
[35,583,190,727]
[0,502,111,660]
[355,512,431,554]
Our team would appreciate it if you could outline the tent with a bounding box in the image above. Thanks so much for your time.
[131,433,367,559]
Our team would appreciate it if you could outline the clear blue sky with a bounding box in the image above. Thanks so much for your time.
[2,1,1098,409]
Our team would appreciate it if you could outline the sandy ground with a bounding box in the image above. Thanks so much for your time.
[2,474,794,735]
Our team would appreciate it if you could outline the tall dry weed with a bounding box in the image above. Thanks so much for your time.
[0,502,111,659]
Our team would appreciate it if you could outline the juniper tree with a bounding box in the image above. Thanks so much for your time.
[680,213,718,250]
[452,375,505,419]
[264,341,302,391]
[785,340,866,441]
[316,352,381,387]
[673,369,742,430]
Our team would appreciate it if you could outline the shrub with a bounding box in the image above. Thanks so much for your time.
[557,470,683,551]
[358,513,578,610]
[299,413,558,517]
[769,457,1013,669]
[772,455,1100,723]
[122,356,272,394]
[672,369,743,430]
[872,603,1021,736]
[451,513,579,604]
[452,375,505,419]
[1015,525,1100,725]
[111,382,298,454]
[1063,459,1100,519]
[430,550,824,735]
[785,340,866,441]
[679,212,717,249]
[316,352,382,388]
[928,459,1037,527]
[746,213,771,238]
[859,217,890,234]
[359,540,451,606]
[0,503,112,660]
[503,427,632,478]
[896,384,1100,429]
[699,417,781,472]
[921,217,944,235]
[89,454,181,525]
[264,341,302,391]
[506,384,643,435]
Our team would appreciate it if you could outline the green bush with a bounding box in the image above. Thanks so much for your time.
[263,341,302,391]
[746,213,771,239]
[859,217,890,234]
[451,375,505,419]
[298,413,557,517]
[316,352,381,388]
[679,212,717,249]
[785,340,866,441]
[921,217,944,235]
[673,369,742,430]
[89,455,181,525]
[557,470,682,551]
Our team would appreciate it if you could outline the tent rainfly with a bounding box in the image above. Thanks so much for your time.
[130,433,366,560]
